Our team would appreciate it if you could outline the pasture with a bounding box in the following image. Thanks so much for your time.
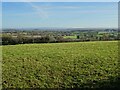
[63,35,77,39]
[2,41,119,88]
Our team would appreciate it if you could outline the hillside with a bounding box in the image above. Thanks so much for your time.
[2,41,119,88]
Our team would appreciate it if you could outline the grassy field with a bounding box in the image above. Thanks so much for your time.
[63,35,77,39]
[2,41,119,88]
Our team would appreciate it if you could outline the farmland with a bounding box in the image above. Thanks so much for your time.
[2,41,119,88]
[2,28,119,45]
[63,35,77,39]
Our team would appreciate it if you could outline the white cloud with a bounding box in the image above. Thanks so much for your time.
[33,6,81,9]
[25,0,48,18]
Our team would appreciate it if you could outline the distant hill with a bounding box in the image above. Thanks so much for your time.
[2,27,118,32]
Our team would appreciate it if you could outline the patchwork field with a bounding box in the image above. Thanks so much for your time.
[63,35,77,39]
[2,41,119,88]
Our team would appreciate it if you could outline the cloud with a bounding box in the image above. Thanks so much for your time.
[25,0,48,18]
[32,6,82,10]
[77,9,117,14]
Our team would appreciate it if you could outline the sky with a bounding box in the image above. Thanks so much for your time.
[2,0,120,2]
[2,2,118,28]
[0,2,2,29]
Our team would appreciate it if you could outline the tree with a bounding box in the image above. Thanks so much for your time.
[77,35,80,39]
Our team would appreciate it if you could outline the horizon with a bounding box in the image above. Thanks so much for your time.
[1,26,118,29]
[2,2,118,29]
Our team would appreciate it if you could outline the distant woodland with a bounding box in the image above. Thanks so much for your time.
[1,28,120,45]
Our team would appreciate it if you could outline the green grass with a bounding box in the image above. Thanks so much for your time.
[63,35,77,39]
[2,41,119,88]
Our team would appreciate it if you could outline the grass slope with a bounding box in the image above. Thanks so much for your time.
[2,41,119,88]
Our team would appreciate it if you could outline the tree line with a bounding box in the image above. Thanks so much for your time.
[1,32,120,45]
[2,34,78,45]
